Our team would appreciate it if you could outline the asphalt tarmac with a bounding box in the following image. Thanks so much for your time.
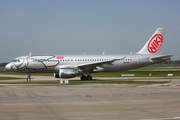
[0,75,180,120]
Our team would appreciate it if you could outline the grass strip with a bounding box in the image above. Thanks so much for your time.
[69,80,170,84]
[1,70,180,77]
[0,81,59,84]
[0,80,170,85]
[0,77,25,80]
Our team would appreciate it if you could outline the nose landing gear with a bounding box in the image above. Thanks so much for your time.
[27,73,31,82]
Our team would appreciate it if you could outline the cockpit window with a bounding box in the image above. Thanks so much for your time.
[12,59,20,62]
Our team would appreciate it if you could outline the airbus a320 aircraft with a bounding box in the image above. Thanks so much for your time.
[5,28,173,81]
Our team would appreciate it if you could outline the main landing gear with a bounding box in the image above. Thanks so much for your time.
[80,75,93,80]
[27,73,31,82]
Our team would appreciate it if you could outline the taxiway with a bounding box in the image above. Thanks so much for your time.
[0,75,180,120]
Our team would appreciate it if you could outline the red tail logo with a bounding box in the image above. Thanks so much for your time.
[148,34,163,53]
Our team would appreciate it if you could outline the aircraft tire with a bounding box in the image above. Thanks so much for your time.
[27,79,31,82]
[81,75,87,80]
[87,75,92,80]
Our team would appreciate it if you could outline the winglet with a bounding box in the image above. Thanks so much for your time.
[137,28,165,55]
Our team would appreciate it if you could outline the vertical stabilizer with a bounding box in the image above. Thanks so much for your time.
[137,28,165,55]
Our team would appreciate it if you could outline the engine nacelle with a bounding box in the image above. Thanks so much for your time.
[54,68,78,79]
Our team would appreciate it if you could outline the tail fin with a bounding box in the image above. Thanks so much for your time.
[137,28,165,55]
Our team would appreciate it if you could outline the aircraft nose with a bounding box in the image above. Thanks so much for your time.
[5,63,11,70]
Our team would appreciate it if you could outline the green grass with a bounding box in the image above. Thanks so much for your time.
[88,71,180,77]
[0,70,53,76]
[0,71,25,75]
[0,81,59,84]
[0,77,25,80]
[0,69,172,84]
[0,80,170,85]
[1,69,180,77]
[69,80,170,85]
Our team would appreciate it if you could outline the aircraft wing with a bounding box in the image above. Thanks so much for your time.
[75,56,126,72]
[150,55,173,61]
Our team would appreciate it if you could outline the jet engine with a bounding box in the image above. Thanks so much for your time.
[54,68,78,79]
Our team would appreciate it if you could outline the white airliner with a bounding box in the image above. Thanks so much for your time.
[5,28,173,81]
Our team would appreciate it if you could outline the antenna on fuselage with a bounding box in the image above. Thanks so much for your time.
[27,53,32,58]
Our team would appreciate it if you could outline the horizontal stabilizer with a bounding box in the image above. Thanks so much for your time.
[150,55,173,61]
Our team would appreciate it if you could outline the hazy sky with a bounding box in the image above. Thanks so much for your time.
[0,0,180,62]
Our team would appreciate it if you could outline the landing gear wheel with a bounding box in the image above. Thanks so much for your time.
[87,75,92,80]
[27,78,31,82]
[80,75,93,80]
[81,75,87,80]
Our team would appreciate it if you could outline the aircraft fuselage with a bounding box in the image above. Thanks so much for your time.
[5,54,166,74]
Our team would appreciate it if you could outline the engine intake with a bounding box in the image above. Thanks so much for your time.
[54,68,78,79]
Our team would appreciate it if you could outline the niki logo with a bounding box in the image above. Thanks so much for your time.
[56,56,64,59]
[148,34,163,53]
